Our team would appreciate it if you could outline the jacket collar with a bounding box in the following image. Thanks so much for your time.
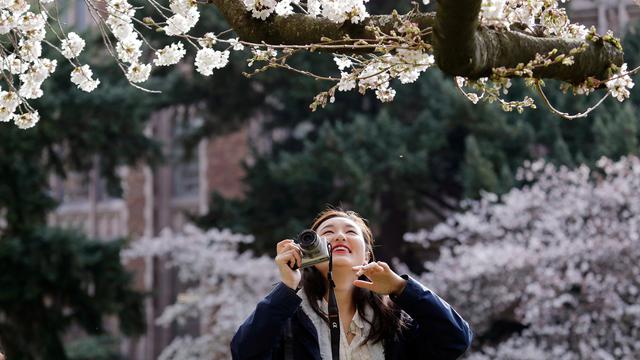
[293,308,322,360]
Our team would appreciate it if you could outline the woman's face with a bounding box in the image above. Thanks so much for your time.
[313,216,369,272]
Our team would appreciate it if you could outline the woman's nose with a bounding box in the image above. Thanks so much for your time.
[333,232,346,242]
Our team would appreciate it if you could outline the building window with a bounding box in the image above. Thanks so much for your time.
[171,118,201,199]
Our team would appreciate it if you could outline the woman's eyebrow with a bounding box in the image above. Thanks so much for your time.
[319,224,358,232]
[319,224,335,232]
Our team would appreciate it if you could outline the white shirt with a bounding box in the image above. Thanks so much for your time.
[298,290,385,360]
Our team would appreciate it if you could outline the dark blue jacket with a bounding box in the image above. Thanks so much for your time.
[231,275,472,359]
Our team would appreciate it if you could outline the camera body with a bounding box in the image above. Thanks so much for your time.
[293,229,330,269]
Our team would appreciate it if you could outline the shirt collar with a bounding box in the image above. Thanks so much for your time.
[318,296,369,331]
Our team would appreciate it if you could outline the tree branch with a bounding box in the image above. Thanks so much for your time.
[210,0,624,82]
[433,0,624,82]
[209,0,435,45]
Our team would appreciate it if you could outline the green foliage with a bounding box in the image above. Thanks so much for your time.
[197,70,541,261]
[66,335,124,360]
[463,135,498,198]
[0,229,144,360]
[197,22,640,262]
[0,30,170,359]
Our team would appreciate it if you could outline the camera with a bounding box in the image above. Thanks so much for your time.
[292,229,330,269]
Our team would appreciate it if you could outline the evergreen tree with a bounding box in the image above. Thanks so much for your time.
[0,32,180,359]
[463,135,499,198]
[196,21,640,265]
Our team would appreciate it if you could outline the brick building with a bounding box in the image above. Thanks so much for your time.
[46,1,639,358]
[49,105,251,358]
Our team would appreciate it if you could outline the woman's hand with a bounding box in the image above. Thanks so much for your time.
[352,261,407,296]
[275,239,303,291]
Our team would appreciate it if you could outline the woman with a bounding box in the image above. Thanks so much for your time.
[231,209,472,359]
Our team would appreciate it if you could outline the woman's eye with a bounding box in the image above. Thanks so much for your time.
[347,231,357,234]
[322,231,333,235]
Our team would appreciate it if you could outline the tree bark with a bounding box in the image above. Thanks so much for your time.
[433,0,624,83]
[209,0,624,83]
[209,0,434,45]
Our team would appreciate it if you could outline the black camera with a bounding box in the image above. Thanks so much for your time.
[291,229,330,269]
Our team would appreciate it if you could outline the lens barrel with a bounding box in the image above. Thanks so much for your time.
[297,229,319,250]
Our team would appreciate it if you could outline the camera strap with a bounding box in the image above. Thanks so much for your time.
[327,243,340,360]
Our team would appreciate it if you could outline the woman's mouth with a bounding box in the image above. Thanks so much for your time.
[332,245,351,254]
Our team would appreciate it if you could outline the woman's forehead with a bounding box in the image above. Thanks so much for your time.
[317,216,360,231]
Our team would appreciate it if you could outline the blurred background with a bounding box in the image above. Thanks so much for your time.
[1,0,640,359]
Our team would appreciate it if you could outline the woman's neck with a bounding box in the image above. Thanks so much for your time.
[324,268,357,315]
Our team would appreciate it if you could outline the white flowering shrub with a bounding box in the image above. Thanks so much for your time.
[123,224,278,360]
[0,0,636,129]
[404,157,640,359]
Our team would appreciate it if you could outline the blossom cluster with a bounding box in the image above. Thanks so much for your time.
[0,0,53,128]
[123,225,279,360]
[404,156,640,359]
[306,21,436,110]
[606,63,635,102]
[482,0,586,40]
[242,0,369,23]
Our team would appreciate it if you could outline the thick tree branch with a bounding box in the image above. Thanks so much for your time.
[210,0,624,83]
[433,0,624,82]
[209,0,435,45]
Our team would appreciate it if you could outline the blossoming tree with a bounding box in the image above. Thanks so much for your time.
[122,224,278,360]
[404,156,640,359]
[0,0,638,129]
[125,155,640,358]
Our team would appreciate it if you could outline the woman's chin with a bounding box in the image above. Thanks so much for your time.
[330,255,357,267]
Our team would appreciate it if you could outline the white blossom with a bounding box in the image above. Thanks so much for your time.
[194,48,229,76]
[275,0,294,16]
[334,56,352,70]
[126,62,152,83]
[606,63,635,102]
[123,225,278,360]
[337,71,356,91]
[153,42,186,66]
[228,38,245,51]
[198,32,218,48]
[164,9,199,36]
[405,156,640,359]
[70,65,100,92]
[242,0,278,20]
[14,110,39,129]
[60,32,85,59]
[169,0,197,17]
[116,35,142,63]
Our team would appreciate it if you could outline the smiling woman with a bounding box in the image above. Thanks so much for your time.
[231,208,473,360]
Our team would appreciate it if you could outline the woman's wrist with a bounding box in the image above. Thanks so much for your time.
[391,275,407,296]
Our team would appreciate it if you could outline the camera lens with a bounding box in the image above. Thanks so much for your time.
[297,230,318,250]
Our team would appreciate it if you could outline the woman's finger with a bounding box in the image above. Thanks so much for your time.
[283,243,303,265]
[276,249,299,268]
[363,262,384,274]
[377,261,391,271]
[353,279,374,290]
[286,252,299,269]
[276,239,294,253]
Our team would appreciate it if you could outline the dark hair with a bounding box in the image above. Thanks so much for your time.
[300,208,408,344]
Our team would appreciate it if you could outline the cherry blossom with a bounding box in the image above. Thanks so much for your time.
[404,156,640,359]
[123,225,278,360]
[0,0,636,128]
